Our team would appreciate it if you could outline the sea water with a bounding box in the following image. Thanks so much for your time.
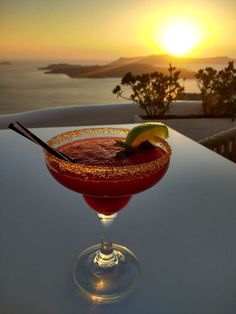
[0,60,226,115]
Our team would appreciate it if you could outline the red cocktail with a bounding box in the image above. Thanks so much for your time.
[44,127,171,302]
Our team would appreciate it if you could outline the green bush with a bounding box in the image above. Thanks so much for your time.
[196,62,236,118]
[113,65,184,118]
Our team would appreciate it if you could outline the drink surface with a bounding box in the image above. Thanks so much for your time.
[46,136,170,214]
[58,137,166,167]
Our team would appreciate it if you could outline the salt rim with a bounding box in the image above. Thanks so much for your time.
[45,127,171,178]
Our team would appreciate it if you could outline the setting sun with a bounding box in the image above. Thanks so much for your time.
[159,20,202,56]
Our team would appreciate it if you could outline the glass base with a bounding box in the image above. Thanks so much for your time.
[72,243,140,303]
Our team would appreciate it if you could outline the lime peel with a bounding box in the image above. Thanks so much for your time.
[125,122,169,148]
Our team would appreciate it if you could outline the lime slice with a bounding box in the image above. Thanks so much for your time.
[125,122,169,148]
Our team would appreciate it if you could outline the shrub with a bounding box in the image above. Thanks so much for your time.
[113,65,184,118]
[196,61,236,118]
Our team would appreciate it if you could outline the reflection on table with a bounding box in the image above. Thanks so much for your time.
[0,124,236,314]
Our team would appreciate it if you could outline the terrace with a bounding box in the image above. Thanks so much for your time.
[1,100,236,142]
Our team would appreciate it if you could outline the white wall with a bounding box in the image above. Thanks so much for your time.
[0,103,139,129]
[134,115,236,141]
[2,101,235,142]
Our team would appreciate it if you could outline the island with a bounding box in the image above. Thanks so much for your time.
[38,54,236,80]
[38,56,194,79]
[0,61,11,65]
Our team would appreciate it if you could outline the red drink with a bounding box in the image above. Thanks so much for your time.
[44,127,171,301]
[45,131,170,215]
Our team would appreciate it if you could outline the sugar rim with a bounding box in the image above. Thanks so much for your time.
[45,127,171,178]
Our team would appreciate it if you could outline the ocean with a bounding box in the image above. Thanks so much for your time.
[0,60,226,115]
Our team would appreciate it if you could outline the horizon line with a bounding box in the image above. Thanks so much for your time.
[1,53,236,62]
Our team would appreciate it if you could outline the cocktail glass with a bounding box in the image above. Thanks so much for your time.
[44,127,171,303]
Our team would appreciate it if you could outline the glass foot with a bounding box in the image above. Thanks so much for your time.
[72,244,140,303]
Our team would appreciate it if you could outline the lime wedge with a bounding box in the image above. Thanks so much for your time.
[126,122,169,148]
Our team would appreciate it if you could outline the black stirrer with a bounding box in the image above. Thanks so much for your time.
[8,122,75,163]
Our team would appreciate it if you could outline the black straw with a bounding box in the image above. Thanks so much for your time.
[8,122,75,163]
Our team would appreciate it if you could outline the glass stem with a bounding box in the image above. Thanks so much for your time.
[95,213,118,268]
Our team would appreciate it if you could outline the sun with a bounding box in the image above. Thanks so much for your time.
[159,20,202,56]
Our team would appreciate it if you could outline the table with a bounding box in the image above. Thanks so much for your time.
[1,124,236,314]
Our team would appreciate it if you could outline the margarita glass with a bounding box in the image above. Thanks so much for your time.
[44,127,171,302]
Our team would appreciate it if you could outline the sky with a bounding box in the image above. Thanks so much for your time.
[1,0,236,62]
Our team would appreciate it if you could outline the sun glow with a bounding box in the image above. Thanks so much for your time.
[159,20,202,56]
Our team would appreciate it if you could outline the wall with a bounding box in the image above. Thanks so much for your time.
[0,103,139,129]
[134,115,236,141]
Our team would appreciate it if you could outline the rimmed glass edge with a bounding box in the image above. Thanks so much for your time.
[45,127,172,177]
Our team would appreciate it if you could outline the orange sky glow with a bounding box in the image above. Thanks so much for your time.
[1,0,236,62]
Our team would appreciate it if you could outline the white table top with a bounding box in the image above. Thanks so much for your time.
[1,124,236,314]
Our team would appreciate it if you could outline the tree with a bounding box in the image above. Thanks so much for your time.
[196,61,236,117]
[113,65,184,118]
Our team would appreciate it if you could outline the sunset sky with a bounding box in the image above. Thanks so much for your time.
[1,0,236,62]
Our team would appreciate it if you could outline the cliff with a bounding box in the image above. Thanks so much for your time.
[39,54,236,79]
[39,61,195,79]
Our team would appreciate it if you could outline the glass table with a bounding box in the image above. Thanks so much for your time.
[0,124,236,314]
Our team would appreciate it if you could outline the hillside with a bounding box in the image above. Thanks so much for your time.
[39,61,195,79]
[39,54,236,79]
[110,54,236,66]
